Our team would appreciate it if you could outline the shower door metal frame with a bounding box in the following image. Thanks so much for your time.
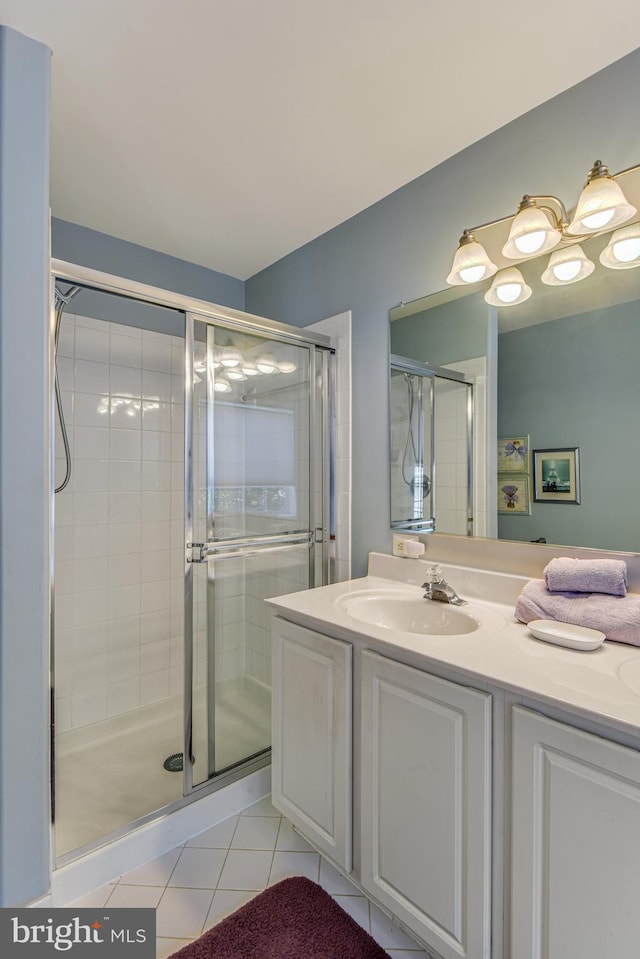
[183,310,333,794]
[49,259,333,863]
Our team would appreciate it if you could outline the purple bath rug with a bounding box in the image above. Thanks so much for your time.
[168,875,392,959]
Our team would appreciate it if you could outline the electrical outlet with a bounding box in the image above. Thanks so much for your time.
[393,533,418,557]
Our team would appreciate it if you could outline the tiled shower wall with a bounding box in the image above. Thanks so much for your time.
[54,312,186,733]
[55,312,347,733]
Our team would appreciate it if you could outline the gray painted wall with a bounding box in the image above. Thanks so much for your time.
[0,26,51,906]
[498,302,640,551]
[52,218,245,330]
[390,295,489,367]
[245,48,640,576]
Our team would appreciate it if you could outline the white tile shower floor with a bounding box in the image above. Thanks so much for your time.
[55,678,271,858]
[68,797,431,959]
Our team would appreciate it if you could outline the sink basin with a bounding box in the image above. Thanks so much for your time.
[336,587,480,636]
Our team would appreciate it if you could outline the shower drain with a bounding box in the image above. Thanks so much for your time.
[163,752,185,772]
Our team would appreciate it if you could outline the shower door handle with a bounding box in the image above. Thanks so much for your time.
[187,542,207,563]
[187,531,313,563]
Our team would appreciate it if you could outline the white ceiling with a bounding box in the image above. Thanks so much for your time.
[2,1,640,280]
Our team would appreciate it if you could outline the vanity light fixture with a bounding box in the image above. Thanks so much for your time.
[277,360,297,373]
[256,353,278,374]
[541,244,595,286]
[446,230,497,286]
[502,196,563,258]
[567,161,637,234]
[484,268,531,306]
[599,223,640,270]
[219,346,242,368]
[213,375,232,393]
[447,159,638,303]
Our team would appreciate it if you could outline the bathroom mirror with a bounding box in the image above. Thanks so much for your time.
[389,220,640,553]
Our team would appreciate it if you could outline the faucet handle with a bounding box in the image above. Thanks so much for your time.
[424,564,444,584]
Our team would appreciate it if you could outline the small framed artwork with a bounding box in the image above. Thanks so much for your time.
[497,436,529,473]
[533,448,581,504]
[498,474,531,514]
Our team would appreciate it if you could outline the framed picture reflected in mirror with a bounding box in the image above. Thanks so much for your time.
[533,448,580,504]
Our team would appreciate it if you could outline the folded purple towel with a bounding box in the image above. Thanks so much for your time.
[544,557,627,597]
[515,579,640,646]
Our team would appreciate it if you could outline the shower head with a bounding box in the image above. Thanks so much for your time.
[54,284,81,306]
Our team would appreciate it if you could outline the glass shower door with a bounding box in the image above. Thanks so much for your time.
[185,313,327,789]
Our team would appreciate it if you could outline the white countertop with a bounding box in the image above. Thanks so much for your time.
[266,553,640,737]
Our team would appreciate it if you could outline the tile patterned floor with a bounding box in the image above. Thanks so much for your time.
[68,796,431,959]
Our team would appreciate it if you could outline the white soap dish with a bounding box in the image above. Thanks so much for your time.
[527,619,605,651]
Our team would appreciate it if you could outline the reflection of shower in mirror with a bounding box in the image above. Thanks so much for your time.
[390,355,475,537]
[389,362,434,532]
[401,372,431,503]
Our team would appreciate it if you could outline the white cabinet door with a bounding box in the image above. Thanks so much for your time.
[512,706,640,959]
[360,650,492,959]
[271,617,352,871]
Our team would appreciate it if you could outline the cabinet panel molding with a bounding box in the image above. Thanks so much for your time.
[512,706,640,959]
[360,649,492,959]
[271,618,352,871]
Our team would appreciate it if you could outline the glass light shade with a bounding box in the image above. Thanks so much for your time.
[502,205,562,258]
[599,223,640,270]
[277,360,297,373]
[484,268,532,306]
[194,345,208,371]
[219,346,242,367]
[541,244,595,285]
[567,176,637,235]
[226,368,247,381]
[256,353,277,374]
[213,376,232,393]
[241,362,260,376]
[446,233,497,285]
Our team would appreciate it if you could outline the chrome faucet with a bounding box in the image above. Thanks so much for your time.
[421,565,467,606]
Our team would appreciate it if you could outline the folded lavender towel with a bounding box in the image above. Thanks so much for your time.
[544,557,627,597]
[515,579,640,646]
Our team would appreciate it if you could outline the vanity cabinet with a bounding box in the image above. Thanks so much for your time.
[269,555,640,959]
[271,618,352,871]
[271,616,492,958]
[360,650,492,959]
[511,706,640,959]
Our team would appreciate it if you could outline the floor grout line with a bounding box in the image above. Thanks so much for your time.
[69,803,429,957]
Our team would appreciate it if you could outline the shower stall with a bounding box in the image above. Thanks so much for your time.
[390,355,474,537]
[51,262,333,863]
